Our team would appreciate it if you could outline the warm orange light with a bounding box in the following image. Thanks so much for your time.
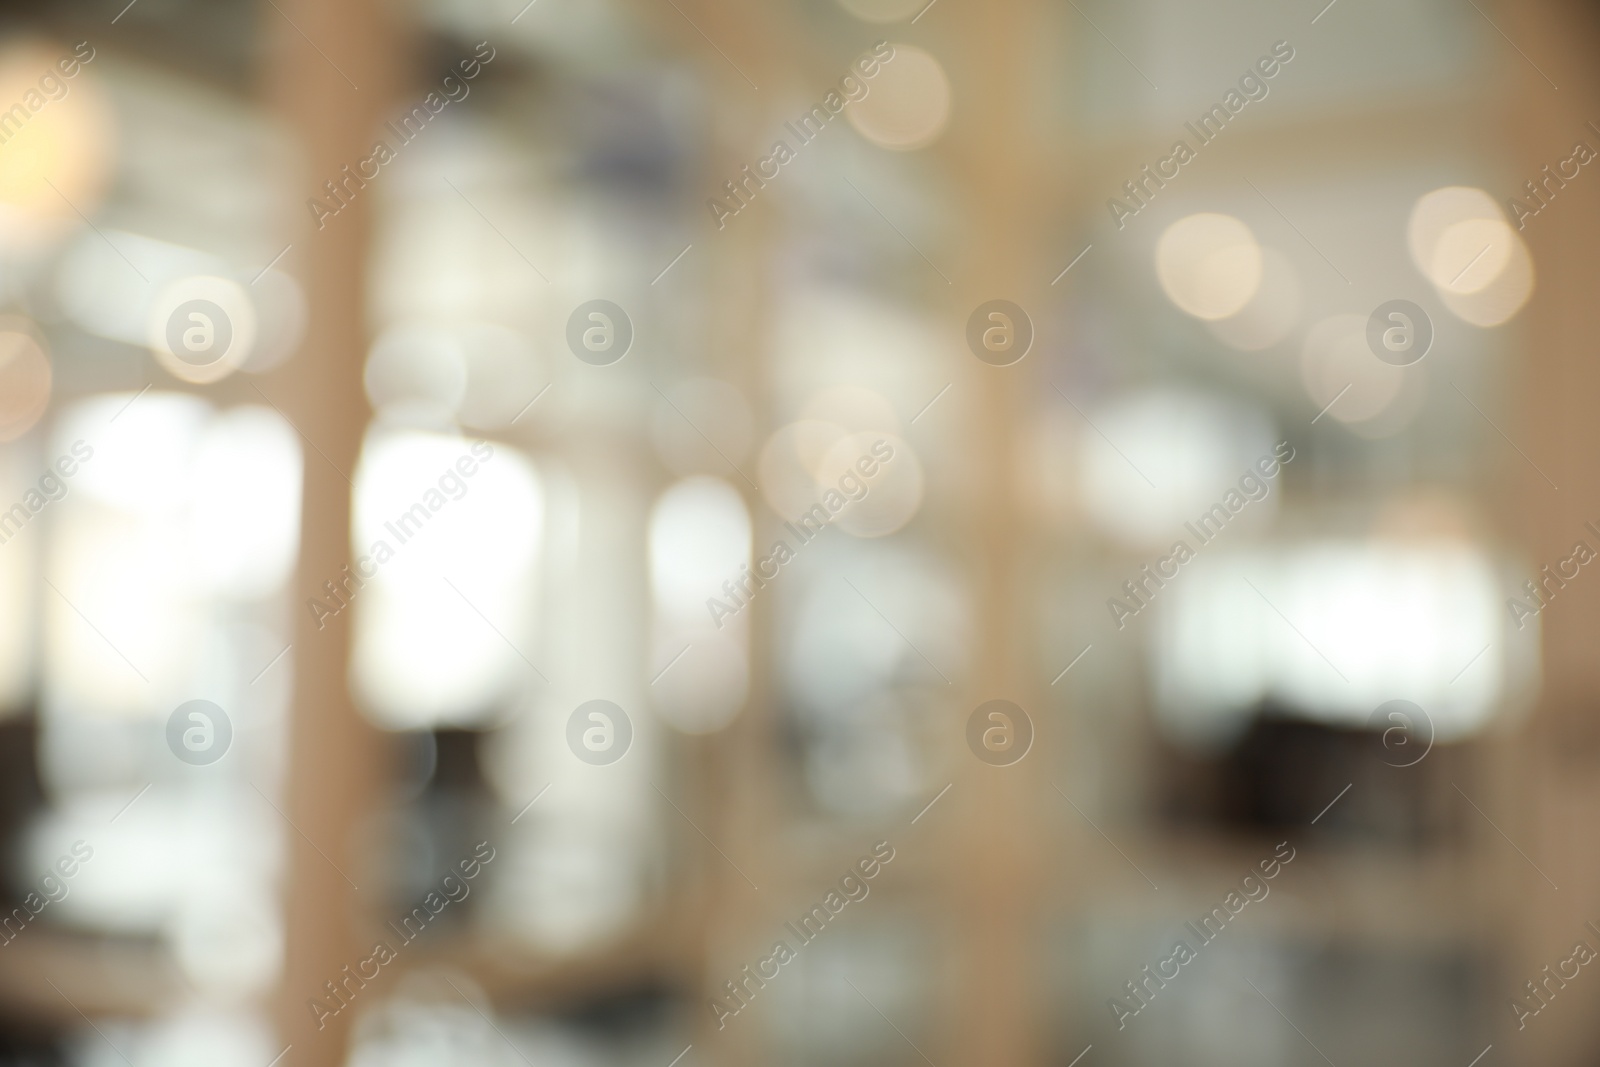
[0,40,114,251]
[846,44,951,151]
[1156,213,1263,321]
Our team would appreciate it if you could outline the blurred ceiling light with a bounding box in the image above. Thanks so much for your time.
[1205,247,1301,351]
[0,320,50,440]
[648,478,753,735]
[648,476,750,622]
[44,395,301,720]
[1430,217,1512,294]
[1437,233,1535,328]
[123,1011,276,1067]
[1300,314,1404,425]
[33,795,175,930]
[1156,213,1263,320]
[838,0,926,21]
[351,430,542,729]
[759,419,849,521]
[147,275,258,384]
[35,791,280,934]
[1409,185,1537,327]
[1155,543,1513,746]
[48,393,230,717]
[368,131,552,325]
[1077,390,1275,549]
[801,384,901,436]
[1407,186,1501,288]
[819,431,924,537]
[365,322,470,428]
[188,407,302,600]
[57,231,224,345]
[0,40,113,251]
[846,44,951,151]
[649,378,754,477]
[63,391,210,512]
[759,420,923,536]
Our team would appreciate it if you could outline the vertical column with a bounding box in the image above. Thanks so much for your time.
[264,3,403,1064]
[657,5,785,1063]
[1502,3,1600,1064]
[698,175,778,1067]
[942,1,1050,1064]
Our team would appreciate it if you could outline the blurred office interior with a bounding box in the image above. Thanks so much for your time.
[0,0,1599,1064]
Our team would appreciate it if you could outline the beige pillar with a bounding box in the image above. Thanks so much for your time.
[264,3,402,1064]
